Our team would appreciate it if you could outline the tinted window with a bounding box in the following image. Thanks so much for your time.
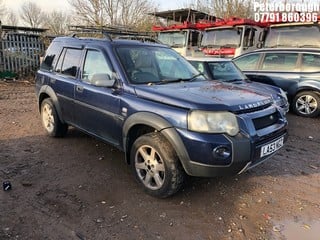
[261,53,298,71]
[55,48,82,77]
[40,43,62,71]
[301,54,320,72]
[234,53,260,70]
[189,31,200,46]
[243,28,255,47]
[82,50,113,83]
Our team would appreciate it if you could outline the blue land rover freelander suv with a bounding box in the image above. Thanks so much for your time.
[35,35,288,198]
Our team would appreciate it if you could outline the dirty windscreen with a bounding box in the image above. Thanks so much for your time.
[157,31,187,47]
[201,28,242,47]
[264,25,320,48]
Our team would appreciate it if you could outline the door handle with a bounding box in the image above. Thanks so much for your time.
[76,85,84,93]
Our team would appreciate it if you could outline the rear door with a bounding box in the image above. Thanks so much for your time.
[73,48,123,146]
[299,52,320,93]
[254,52,300,94]
[50,47,83,123]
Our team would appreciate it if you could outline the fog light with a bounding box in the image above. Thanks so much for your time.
[213,146,231,160]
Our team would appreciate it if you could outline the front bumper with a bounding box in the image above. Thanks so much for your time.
[161,106,288,177]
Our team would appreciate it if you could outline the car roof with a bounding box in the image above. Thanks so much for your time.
[52,36,167,48]
[254,48,320,53]
[186,56,231,62]
[235,48,320,57]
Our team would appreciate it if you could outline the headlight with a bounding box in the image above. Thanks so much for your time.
[188,111,239,136]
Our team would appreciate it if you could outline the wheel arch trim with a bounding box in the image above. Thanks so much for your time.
[122,112,191,174]
[38,85,65,123]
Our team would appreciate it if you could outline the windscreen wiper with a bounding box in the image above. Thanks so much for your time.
[223,78,244,83]
[171,43,184,47]
[157,73,203,85]
[186,73,204,81]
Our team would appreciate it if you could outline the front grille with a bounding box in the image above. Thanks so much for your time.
[252,112,279,130]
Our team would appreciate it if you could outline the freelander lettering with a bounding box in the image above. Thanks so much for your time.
[238,99,271,110]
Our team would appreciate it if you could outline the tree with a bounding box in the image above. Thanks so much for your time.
[68,0,155,30]
[0,0,6,21]
[184,0,254,19]
[210,0,253,18]
[6,11,19,26]
[20,1,45,28]
[44,11,72,35]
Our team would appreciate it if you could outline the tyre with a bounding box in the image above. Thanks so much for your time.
[293,91,320,118]
[40,98,68,137]
[130,132,185,198]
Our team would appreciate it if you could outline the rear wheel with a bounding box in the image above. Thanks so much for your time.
[130,132,185,198]
[293,91,320,118]
[40,98,68,137]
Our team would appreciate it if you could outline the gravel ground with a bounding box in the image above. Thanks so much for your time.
[0,80,319,240]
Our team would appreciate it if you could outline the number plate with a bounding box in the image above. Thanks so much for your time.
[260,136,284,158]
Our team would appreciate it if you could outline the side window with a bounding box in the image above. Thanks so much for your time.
[234,53,260,71]
[82,50,113,84]
[243,28,255,47]
[189,31,200,46]
[55,48,82,77]
[40,43,62,71]
[301,54,320,72]
[261,53,298,71]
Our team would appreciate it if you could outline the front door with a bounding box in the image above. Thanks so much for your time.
[74,48,123,146]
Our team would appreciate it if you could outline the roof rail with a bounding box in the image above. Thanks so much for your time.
[68,25,159,43]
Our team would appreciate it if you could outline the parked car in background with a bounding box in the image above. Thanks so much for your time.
[187,57,289,114]
[233,48,320,118]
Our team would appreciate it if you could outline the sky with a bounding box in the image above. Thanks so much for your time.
[4,0,190,12]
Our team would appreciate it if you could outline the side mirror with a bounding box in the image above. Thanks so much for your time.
[91,73,115,87]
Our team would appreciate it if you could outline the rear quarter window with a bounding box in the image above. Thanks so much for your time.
[301,53,320,72]
[40,43,62,71]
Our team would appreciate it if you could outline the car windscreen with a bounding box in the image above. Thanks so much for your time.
[157,31,187,47]
[264,25,320,48]
[201,28,242,47]
[207,61,247,81]
[116,46,204,84]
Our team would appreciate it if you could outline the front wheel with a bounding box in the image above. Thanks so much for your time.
[130,132,185,198]
[293,91,320,118]
[40,98,68,137]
